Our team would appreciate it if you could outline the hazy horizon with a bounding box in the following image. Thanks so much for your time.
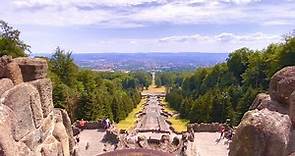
[33,51,230,54]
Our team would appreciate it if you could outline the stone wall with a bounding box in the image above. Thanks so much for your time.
[0,56,74,156]
[188,123,220,132]
[229,66,295,156]
[73,120,104,129]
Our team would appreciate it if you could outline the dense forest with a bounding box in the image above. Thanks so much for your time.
[0,20,152,122]
[158,32,295,125]
[47,48,152,122]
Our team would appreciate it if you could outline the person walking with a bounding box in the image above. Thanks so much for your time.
[219,124,225,139]
[79,119,87,131]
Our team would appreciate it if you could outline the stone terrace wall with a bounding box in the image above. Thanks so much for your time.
[73,120,104,129]
[188,123,220,132]
[0,56,74,156]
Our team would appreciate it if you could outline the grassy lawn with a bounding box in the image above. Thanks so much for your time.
[161,98,189,133]
[116,98,146,131]
[161,99,175,113]
[168,116,189,133]
[142,85,166,94]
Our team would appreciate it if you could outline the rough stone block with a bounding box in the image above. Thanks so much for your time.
[40,112,54,135]
[13,57,48,82]
[17,142,33,156]
[39,136,63,156]
[1,83,43,140]
[250,93,288,114]
[229,108,292,156]
[0,55,12,78]
[53,121,70,156]
[289,91,295,126]
[0,78,14,96]
[270,66,295,105]
[29,78,53,117]
[5,62,23,85]
[60,109,75,154]
[0,104,17,156]
[20,129,43,151]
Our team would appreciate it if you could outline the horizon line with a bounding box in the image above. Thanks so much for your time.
[32,51,230,55]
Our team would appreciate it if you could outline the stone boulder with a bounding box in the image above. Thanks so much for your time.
[249,93,271,110]
[53,109,70,156]
[229,108,292,156]
[0,55,12,78]
[0,104,17,156]
[5,62,23,84]
[29,78,54,117]
[250,93,288,114]
[288,130,295,155]
[270,66,295,105]
[13,57,48,82]
[0,56,73,156]
[39,136,64,156]
[59,109,75,155]
[0,78,14,96]
[1,83,43,140]
[289,91,295,126]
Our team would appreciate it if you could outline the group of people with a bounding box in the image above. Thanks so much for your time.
[78,119,88,130]
[76,118,112,130]
[218,119,234,141]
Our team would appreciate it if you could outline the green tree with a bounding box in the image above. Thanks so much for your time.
[0,20,30,57]
[49,47,78,87]
[227,48,252,84]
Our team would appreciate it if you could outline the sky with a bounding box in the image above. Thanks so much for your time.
[0,0,294,53]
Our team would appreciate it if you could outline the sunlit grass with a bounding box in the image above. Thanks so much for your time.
[161,99,175,113]
[168,116,189,133]
[142,85,166,94]
[116,98,146,131]
[161,98,189,133]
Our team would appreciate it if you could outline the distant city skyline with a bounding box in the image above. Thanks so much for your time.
[1,0,294,53]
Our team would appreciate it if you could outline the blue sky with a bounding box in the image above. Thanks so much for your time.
[0,0,294,53]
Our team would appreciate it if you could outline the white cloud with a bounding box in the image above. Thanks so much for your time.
[12,0,168,8]
[0,0,292,53]
[0,0,293,27]
[159,32,280,43]
[76,32,281,53]
[159,34,210,42]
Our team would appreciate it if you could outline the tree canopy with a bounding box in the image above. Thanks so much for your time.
[0,20,30,58]
[163,33,295,126]
[48,48,151,122]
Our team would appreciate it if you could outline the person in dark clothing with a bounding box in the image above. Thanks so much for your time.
[76,136,80,144]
